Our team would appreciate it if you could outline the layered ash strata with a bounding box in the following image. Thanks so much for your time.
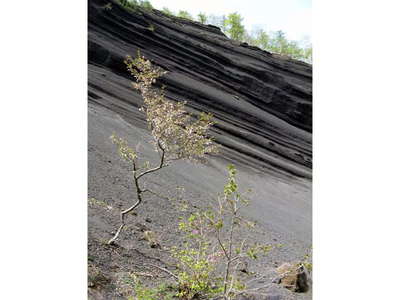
[88,0,312,179]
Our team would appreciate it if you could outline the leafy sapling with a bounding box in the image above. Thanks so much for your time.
[171,165,274,300]
[108,53,218,244]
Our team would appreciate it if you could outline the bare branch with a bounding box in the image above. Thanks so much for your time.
[145,263,179,281]
[108,160,144,244]
[136,141,166,180]
[216,229,229,259]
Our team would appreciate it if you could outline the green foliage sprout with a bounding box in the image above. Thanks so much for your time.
[177,10,193,20]
[198,12,207,24]
[116,0,312,62]
[224,13,245,41]
[169,165,275,299]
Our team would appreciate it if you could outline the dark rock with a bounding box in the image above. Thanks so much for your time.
[150,242,161,249]
[276,263,311,293]
[296,265,311,293]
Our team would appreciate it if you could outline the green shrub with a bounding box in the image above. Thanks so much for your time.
[198,12,207,24]
[169,165,274,299]
[177,10,193,20]
[162,7,174,17]
[139,0,153,11]
[128,276,175,300]
[224,13,245,41]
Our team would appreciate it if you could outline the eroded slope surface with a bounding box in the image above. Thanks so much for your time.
[88,0,312,298]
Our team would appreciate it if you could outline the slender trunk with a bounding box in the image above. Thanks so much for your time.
[223,212,236,299]
[108,142,165,244]
[108,163,143,244]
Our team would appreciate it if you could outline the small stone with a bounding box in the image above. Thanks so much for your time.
[276,262,311,293]
[296,265,311,293]
[150,242,161,249]
[135,223,150,232]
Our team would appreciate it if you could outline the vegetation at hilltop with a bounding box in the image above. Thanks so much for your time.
[115,0,312,63]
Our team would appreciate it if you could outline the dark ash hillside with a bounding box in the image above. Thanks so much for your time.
[88,0,312,299]
[88,0,312,179]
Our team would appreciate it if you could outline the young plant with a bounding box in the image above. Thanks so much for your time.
[128,275,175,300]
[177,10,193,20]
[118,0,138,10]
[197,12,207,24]
[171,165,273,300]
[107,54,218,244]
[171,212,223,299]
[118,0,152,12]
[224,13,245,41]
[138,0,153,11]
[161,7,175,17]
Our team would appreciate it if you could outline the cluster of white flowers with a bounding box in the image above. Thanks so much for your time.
[124,54,218,162]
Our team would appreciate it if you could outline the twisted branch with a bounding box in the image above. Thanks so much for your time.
[108,142,166,245]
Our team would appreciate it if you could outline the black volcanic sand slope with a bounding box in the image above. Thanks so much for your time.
[88,0,312,299]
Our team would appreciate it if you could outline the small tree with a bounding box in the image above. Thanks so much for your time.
[177,10,193,20]
[197,12,207,24]
[304,47,312,63]
[107,54,218,244]
[270,30,289,54]
[162,7,174,17]
[220,15,228,33]
[242,31,256,45]
[253,29,270,50]
[224,13,245,41]
[118,0,138,10]
[138,0,153,11]
[171,165,273,299]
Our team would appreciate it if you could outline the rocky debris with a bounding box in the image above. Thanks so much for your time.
[88,264,110,288]
[275,263,311,293]
[143,230,161,248]
[135,222,150,232]
[134,223,161,248]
